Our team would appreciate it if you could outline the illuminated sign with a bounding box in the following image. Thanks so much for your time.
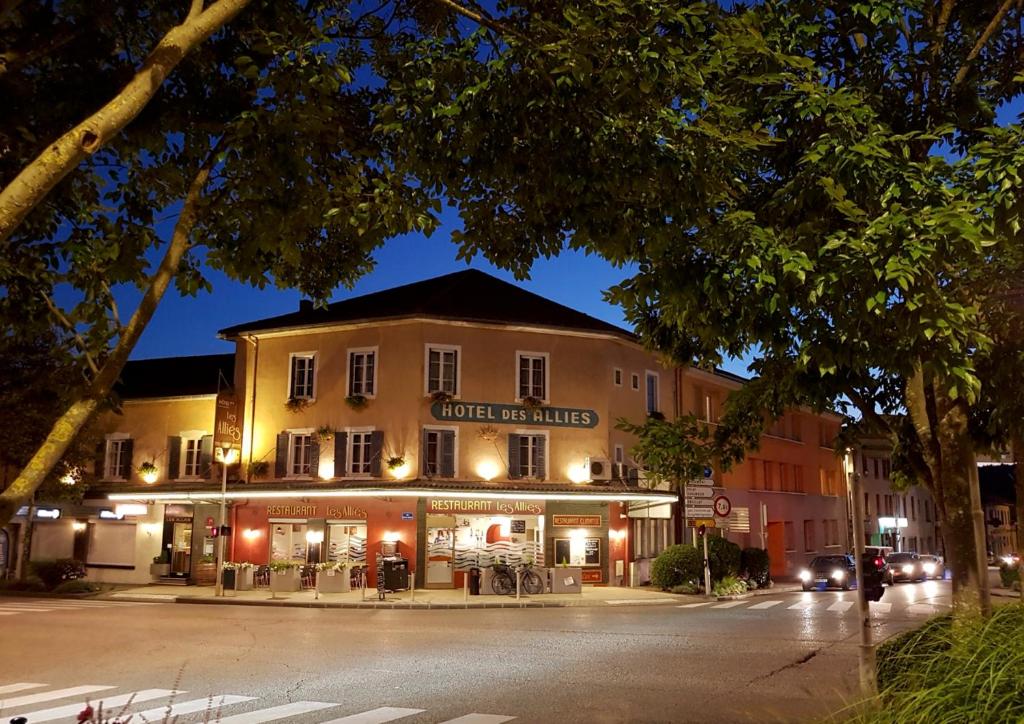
[35,508,61,520]
[427,498,545,515]
[430,401,598,428]
[99,510,124,520]
[552,515,602,527]
[878,517,908,530]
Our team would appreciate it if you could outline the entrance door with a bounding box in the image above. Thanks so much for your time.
[426,515,455,587]
[170,522,192,577]
[766,521,786,579]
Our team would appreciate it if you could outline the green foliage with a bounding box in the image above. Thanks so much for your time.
[650,544,702,590]
[52,579,100,595]
[0,576,47,592]
[670,582,700,595]
[706,536,741,582]
[711,575,747,597]
[741,547,771,588]
[1000,563,1020,589]
[29,558,86,590]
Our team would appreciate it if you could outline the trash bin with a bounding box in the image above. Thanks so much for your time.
[469,567,481,595]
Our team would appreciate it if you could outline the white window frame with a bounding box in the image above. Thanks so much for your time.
[346,346,378,398]
[514,429,549,480]
[613,367,623,387]
[287,352,317,401]
[422,425,459,478]
[645,370,660,414]
[286,428,315,479]
[631,373,640,391]
[424,344,461,397]
[104,433,130,481]
[179,430,206,480]
[344,426,376,478]
[515,351,550,403]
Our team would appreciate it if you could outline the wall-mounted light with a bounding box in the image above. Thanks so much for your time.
[383,531,401,543]
[305,529,324,544]
[610,528,626,542]
[475,459,500,481]
[138,462,159,484]
[389,461,411,479]
[215,447,240,465]
[242,528,261,541]
[71,520,87,532]
[142,522,162,536]
[570,528,587,540]
[60,470,78,486]
[567,464,589,484]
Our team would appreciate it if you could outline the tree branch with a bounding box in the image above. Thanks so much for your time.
[0,0,250,245]
[100,281,123,332]
[39,293,99,376]
[951,0,1015,91]
[427,0,532,47]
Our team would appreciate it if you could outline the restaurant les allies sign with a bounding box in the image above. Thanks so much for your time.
[430,401,598,428]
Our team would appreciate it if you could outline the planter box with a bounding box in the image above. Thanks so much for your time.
[193,562,217,586]
[550,567,583,594]
[223,567,254,591]
[150,563,170,579]
[270,568,300,593]
[317,568,351,593]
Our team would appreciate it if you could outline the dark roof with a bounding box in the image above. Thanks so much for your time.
[218,269,635,340]
[115,354,235,400]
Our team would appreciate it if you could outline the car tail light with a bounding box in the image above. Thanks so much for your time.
[873,557,884,569]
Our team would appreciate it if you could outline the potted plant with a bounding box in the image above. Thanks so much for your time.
[150,551,170,579]
[268,560,302,592]
[315,560,351,593]
[315,424,335,443]
[193,554,218,585]
[429,390,453,403]
[344,394,368,410]
[285,397,310,413]
[138,461,159,483]
[222,561,255,591]
[521,395,544,410]
[249,460,269,479]
[386,455,406,472]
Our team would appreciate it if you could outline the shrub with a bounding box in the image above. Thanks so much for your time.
[0,576,47,592]
[651,544,702,590]
[999,562,1020,589]
[29,558,86,590]
[53,579,99,594]
[706,536,741,581]
[741,547,771,587]
[711,575,747,597]
[670,582,700,595]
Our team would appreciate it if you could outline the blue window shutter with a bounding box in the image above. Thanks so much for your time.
[334,432,348,477]
[441,431,455,478]
[275,433,289,478]
[167,437,181,480]
[369,430,384,477]
[507,434,521,479]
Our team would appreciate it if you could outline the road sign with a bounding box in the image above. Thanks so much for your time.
[688,477,715,487]
[683,486,714,498]
[686,517,716,528]
[685,507,714,518]
[703,466,713,479]
[713,495,732,518]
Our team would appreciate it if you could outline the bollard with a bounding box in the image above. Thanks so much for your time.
[516,568,521,600]
[361,569,367,601]
[410,568,416,602]
[464,569,469,601]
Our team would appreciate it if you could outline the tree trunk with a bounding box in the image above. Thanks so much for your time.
[0,0,249,245]
[1014,433,1024,602]
[0,161,212,529]
[18,504,34,581]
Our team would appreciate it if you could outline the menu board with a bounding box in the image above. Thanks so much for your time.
[584,538,600,565]
[554,537,601,567]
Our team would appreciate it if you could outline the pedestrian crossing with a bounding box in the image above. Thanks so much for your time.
[0,682,518,723]
[676,596,948,616]
[0,598,152,618]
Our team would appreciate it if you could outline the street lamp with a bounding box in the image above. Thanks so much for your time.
[214,445,239,597]
[844,447,874,696]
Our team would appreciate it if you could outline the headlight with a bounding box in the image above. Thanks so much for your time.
[923,563,936,575]
[902,564,914,574]
[1002,555,1016,566]
[799,570,811,582]
[832,569,845,580]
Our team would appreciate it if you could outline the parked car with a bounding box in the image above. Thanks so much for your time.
[861,554,888,601]
[919,554,945,580]
[799,555,857,591]
[864,545,894,560]
[886,552,925,583]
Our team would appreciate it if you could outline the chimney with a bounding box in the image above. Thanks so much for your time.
[299,299,314,313]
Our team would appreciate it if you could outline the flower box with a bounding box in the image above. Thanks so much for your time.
[550,567,583,594]
[270,567,300,593]
[192,561,217,586]
[223,566,254,591]
[317,568,351,593]
[150,563,170,579]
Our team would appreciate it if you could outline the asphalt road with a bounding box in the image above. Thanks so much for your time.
[0,581,951,724]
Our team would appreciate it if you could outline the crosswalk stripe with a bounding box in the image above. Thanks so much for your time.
[133,694,255,720]
[711,601,745,609]
[605,598,677,605]
[438,715,516,724]
[907,604,938,615]
[748,600,783,610]
[676,602,712,608]
[320,706,426,724]
[217,700,338,723]
[0,611,21,616]
[828,601,855,613]
[0,606,56,612]
[0,683,46,696]
[870,602,892,613]
[0,685,117,709]
[787,601,815,610]
[17,689,179,723]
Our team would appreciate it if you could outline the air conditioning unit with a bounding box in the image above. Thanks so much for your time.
[586,457,612,482]
[625,467,640,487]
[610,463,624,481]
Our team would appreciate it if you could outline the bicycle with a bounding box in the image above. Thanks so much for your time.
[490,562,545,595]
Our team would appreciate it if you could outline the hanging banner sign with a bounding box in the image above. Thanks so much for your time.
[214,392,242,450]
[430,401,598,428]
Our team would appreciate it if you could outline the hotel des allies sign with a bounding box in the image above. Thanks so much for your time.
[430,401,599,429]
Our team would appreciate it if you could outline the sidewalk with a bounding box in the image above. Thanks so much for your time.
[103,583,684,609]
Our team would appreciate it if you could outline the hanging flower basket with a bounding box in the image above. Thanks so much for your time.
[315,424,335,442]
[429,390,453,403]
[285,397,310,413]
[521,396,544,410]
[345,394,368,411]
[478,425,499,442]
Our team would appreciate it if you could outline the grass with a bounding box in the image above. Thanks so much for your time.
[838,604,1024,723]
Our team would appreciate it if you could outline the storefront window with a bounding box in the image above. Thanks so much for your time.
[327,522,366,565]
[426,513,545,587]
[554,535,600,567]
[270,522,309,561]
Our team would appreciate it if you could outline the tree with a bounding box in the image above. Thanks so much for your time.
[375,0,1024,616]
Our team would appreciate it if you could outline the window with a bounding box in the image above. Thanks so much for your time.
[631,373,640,391]
[925,500,931,522]
[348,431,373,475]
[784,522,796,551]
[182,437,203,478]
[874,459,880,479]
[862,454,869,475]
[289,433,314,477]
[289,353,316,399]
[882,459,891,479]
[864,492,870,515]
[426,345,459,396]
[703,393,716,423]
[631,518,672,559]
[614,445,624,465]
[803,520,816,552]
[104,437,131,480]
[348,348,376,397]
[422,428,456,478]
[911,496,917,521]
[613,368,623,387]
[824,519,840,547]
[517,352,548,401]
[509,432,547,479]
[645,371,660,414]
[793,465,804,493]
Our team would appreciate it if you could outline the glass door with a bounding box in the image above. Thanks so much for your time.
[170,522,192,577]
[426,514,455,587]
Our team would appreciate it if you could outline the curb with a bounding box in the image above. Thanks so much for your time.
[173,596,559,610]
[0,590,104,600]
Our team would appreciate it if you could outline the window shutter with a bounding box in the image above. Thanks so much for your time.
[95,441,106,479]
[199,435,214,477]
[167,437,181,480]
[347,352,356,397]
[507,434,521,479]
[309,439,320,477]
[369,430,384,477]
[534,436,546,480]
[275,433,289,478]
[123,439,134,480]
[334,432,348,477]
[289,356,299,398]
[421,429,431,476]
[441,431,455,478]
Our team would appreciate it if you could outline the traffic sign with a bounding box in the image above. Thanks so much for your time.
[688,478,715,487]
[703,466,713,479]
[713,495,732,518]
[683,486,714,498]
[686,507,714,518]
[687,518,716,529]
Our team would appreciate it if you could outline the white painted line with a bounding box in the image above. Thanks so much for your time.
[828,601,855,613]
[676,602,712,608]
[0,683,46,696]
[18,689,179,723]
[0,611,21,616]
[711,601,745,609]
[0,685,117,709]
[748,600,783,610]
[438,715,516,724]
[133,694,254,721]
[870,602,892,613]
[319,706,426,724]
[218,700,339,723]
[0,606,55,612]
[907,604,938,615]
[605,598,677,605]
[787,601,816,610]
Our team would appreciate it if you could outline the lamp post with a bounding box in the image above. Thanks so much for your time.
[214,446,239,597]
[845,447,874,696]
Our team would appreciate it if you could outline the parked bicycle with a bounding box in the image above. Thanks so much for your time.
[490,562,544,595]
